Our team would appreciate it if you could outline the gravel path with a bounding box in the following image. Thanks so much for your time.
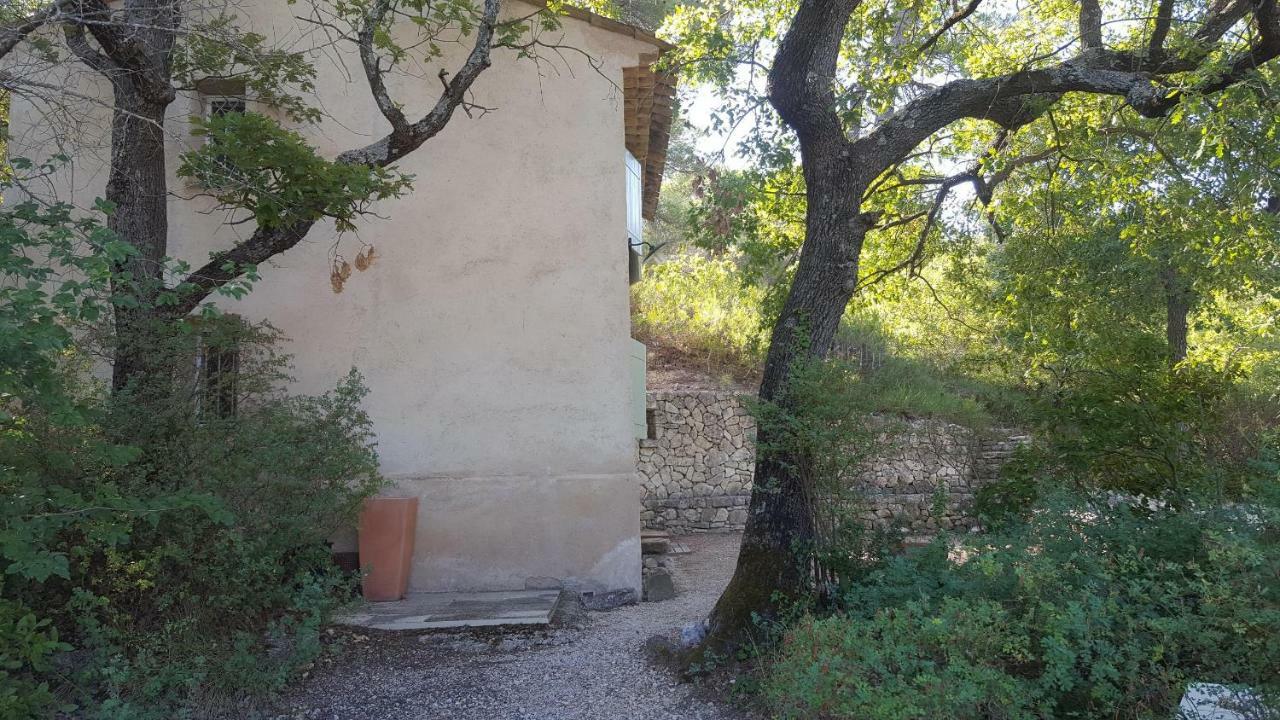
[268,533,751,720]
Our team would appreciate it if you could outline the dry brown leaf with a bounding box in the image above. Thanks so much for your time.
[330,270,344,294]
[338,260,352,280]
[354,248,369,271]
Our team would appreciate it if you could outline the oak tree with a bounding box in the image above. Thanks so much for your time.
[665,0,1280,650]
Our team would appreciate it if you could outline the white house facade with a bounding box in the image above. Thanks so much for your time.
[8,1,673,598]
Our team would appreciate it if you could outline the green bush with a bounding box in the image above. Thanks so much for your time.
[1035,352,1237,496]
[973,443,1055,528]
[1,337,381,717]
[631,253,769,376]
[761,491,1280,719]
[975,351,1275,522]
[0,600,71,719]
[750,357,887,586]
[2,352,382,716]
[0,178,384,716]
[749,353,997,594]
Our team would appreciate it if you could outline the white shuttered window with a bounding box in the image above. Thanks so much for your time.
[625,151,643,249]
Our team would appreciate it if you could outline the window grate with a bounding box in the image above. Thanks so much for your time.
[194,334,240,420]
[198,95,247,188]
[208,96,247,118]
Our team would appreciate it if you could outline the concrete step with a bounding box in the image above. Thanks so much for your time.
[641,529,672,555]
[335,589,561,631]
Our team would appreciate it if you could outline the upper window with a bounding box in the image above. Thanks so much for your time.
[193,91,246,188]
[193,76,248,123]
[206,95,246,119]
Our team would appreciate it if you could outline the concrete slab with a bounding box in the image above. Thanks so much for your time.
[336,590,561,631]
[1178,683,1273,720]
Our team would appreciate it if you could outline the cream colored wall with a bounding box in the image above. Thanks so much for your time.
[7,1,652,594]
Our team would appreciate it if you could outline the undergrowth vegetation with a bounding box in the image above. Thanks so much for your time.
[1,183,381,718]
[761,486,1280,719]
[631,254,769,381]
[740,356,1280,719]
[732,343,1280,717]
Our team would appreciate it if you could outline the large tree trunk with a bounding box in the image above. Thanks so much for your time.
[1161,264,1190,365]
[691,0,868,657]
[700,154,870,651]
[108,90,174,393]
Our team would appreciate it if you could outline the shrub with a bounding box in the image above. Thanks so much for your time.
[1035,354,1236,496]
[0,600,71,719]
[1,186,384,717]
[750,353,997,595]
[976,354,1276,522]
[750,357,887,588]
[631,254,769,377]
[0,317,383,716]
[761,491,1280,719]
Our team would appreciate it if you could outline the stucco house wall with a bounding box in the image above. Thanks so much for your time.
[7,2,664,596]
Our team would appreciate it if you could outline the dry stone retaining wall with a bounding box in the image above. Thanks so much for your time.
[637,391,755,533]
[853,420,1028,535]
[637,390,1027,534]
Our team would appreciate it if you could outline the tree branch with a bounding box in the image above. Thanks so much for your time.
[767,0,861,150]
[61,0,176,103]
[344,0,501,167]
[1147,0,1176,60]
[855,177,955,293]
[171,0,505,314]
[1196,0,1251,43]
[862,135,1054,289]
[852,0,1280,186]
[62,21,116,76]
[1195,0,1280,94]
[918,0,983,54]
[1079,0,1104,50]
[357,0,410,136]
[0,0,78,60]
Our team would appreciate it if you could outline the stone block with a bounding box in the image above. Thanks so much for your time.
[582,588,638,610]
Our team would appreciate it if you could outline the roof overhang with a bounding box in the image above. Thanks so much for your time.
[623,56,675,221]
[547,3,675,53]
[523,1,677,220]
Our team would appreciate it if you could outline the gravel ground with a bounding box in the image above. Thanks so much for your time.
[263,533,752,720]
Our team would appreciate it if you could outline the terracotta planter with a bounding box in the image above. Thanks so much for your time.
[358,497,419,602]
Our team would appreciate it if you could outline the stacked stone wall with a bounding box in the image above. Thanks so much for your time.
[637,390,1028,534]
[637,391,754,532]
[853,420,1028,535]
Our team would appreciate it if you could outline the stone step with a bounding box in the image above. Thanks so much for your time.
[641,530,671,555]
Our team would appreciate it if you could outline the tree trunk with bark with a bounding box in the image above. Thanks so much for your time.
[108,91,174,393]
[1161,264,1190,365]
[697,0,868,654]
[701,196,873,650]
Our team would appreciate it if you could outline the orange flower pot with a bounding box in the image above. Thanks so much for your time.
[358,497,419,602]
